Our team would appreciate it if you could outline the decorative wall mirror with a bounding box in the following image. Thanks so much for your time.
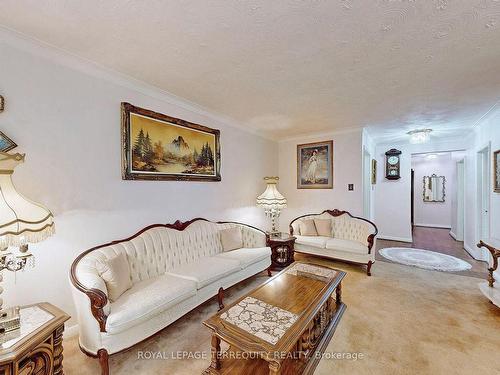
[423,174,446,202]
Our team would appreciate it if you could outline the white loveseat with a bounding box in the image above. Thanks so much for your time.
[289,209,378,276]
[70,218,270,375]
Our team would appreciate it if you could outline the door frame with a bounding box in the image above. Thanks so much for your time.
[362,148,372,220]
[454,158,465,241]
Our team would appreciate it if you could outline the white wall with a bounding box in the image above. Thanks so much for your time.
[0,32,277,328]
[374,138,469,243]
[278,130,364,230]
[412,153,455,229]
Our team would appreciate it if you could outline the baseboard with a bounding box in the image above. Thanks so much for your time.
[64,324,79,338]
[464,243,487,261]
[449,231,457,240]
[414,224,452,229]
[377,235,413,243]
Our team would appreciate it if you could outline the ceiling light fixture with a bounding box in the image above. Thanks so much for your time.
[407,129,432,144]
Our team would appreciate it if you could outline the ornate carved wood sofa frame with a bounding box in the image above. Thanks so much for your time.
[70,218,271,375]
[477,240,500,307]
[289,209,378,276]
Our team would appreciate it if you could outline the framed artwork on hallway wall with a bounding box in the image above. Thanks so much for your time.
[121,102,221,181]
[494,150,500,193]
[371,159,377,184]
[297,140,333,189]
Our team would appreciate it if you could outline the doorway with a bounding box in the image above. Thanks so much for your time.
[477,145,491,244]
[411,169,415,227]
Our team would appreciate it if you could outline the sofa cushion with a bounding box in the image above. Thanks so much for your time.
[96,252,132,302]
[166,256,241,289]
[215,247,271,269]
[326,238,368,255]
[295,235,330,248]
[106,274,196,334]
[299,220,318,236]
[220,227,243,252]
[314,219,332,237]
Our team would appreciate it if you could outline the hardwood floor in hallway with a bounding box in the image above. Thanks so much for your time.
[375,226,488,278]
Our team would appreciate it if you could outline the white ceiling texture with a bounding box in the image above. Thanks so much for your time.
[1,0,499,142]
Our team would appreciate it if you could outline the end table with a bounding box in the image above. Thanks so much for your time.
[0,302,70,375]
[267,233,296,270]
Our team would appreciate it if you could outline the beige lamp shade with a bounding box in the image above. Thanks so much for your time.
[256,177,287,210]
[0,152,54,248]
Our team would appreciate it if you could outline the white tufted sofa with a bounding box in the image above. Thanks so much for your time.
[70,218,270,374]
[289,210,377,276]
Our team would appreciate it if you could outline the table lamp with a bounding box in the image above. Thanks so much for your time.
[256,177,287,236]
[0,152,55,334]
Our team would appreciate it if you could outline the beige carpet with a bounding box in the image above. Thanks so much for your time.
[63,255,500,374]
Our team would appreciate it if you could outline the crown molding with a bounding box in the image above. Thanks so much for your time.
[471,100,500,130]
[278,126,364,143]
[0,26,274,142]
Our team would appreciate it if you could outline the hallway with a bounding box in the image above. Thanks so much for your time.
[375,226,487,278]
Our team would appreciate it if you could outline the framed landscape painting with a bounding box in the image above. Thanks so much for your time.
[297,140,333,189]
[494,150,500,193]
[121,102,221,181]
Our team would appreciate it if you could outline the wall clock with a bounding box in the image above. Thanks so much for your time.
[385,149,402,180]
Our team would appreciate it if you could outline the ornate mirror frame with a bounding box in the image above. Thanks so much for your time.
[423,174,446,202]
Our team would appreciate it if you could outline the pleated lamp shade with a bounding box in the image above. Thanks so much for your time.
[0,152,54,248]
[256,177,287,210]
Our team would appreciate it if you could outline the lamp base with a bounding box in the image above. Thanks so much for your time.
[0,306,20,334]
[266,230,282,238]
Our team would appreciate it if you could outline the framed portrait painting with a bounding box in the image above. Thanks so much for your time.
[121,102,221,181]
[494,150,500,193]
[297,140,333,189]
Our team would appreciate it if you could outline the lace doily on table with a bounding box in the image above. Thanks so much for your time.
[220,297,298,345]
[285,263,338,280]
[1,306,54,349]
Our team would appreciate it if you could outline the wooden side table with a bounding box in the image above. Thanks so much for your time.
[267,233,296,270]
[0,302,70,375]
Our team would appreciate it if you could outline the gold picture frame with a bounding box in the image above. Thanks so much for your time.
[371,159,377,184]
[297,140,333,189]
[121,102,221,181]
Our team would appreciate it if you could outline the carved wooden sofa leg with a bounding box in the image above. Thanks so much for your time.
[217,287,224,311]
[267,266,272,277]
[97,349,109,375]
[367,261,373,276]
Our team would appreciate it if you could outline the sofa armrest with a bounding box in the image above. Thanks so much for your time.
[70,254,110,333]
[238,224,267,248]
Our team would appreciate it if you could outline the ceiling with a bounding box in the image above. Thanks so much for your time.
[1,0,499,141]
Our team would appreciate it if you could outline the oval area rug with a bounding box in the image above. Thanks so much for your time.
[378,247,472,272]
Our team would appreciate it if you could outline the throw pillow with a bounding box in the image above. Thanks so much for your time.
[96,252,132,302]
[220,227,243,251]
[314,219,332,237]
[299,219,318,236]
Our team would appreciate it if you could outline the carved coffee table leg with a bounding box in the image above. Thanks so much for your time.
[268,360,281,375]
[336,282,342,304]
[53,324,65,375]
[217,287,224,311]
[210,334,221,371]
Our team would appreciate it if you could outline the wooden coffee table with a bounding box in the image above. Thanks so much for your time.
[203,262,346,375]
